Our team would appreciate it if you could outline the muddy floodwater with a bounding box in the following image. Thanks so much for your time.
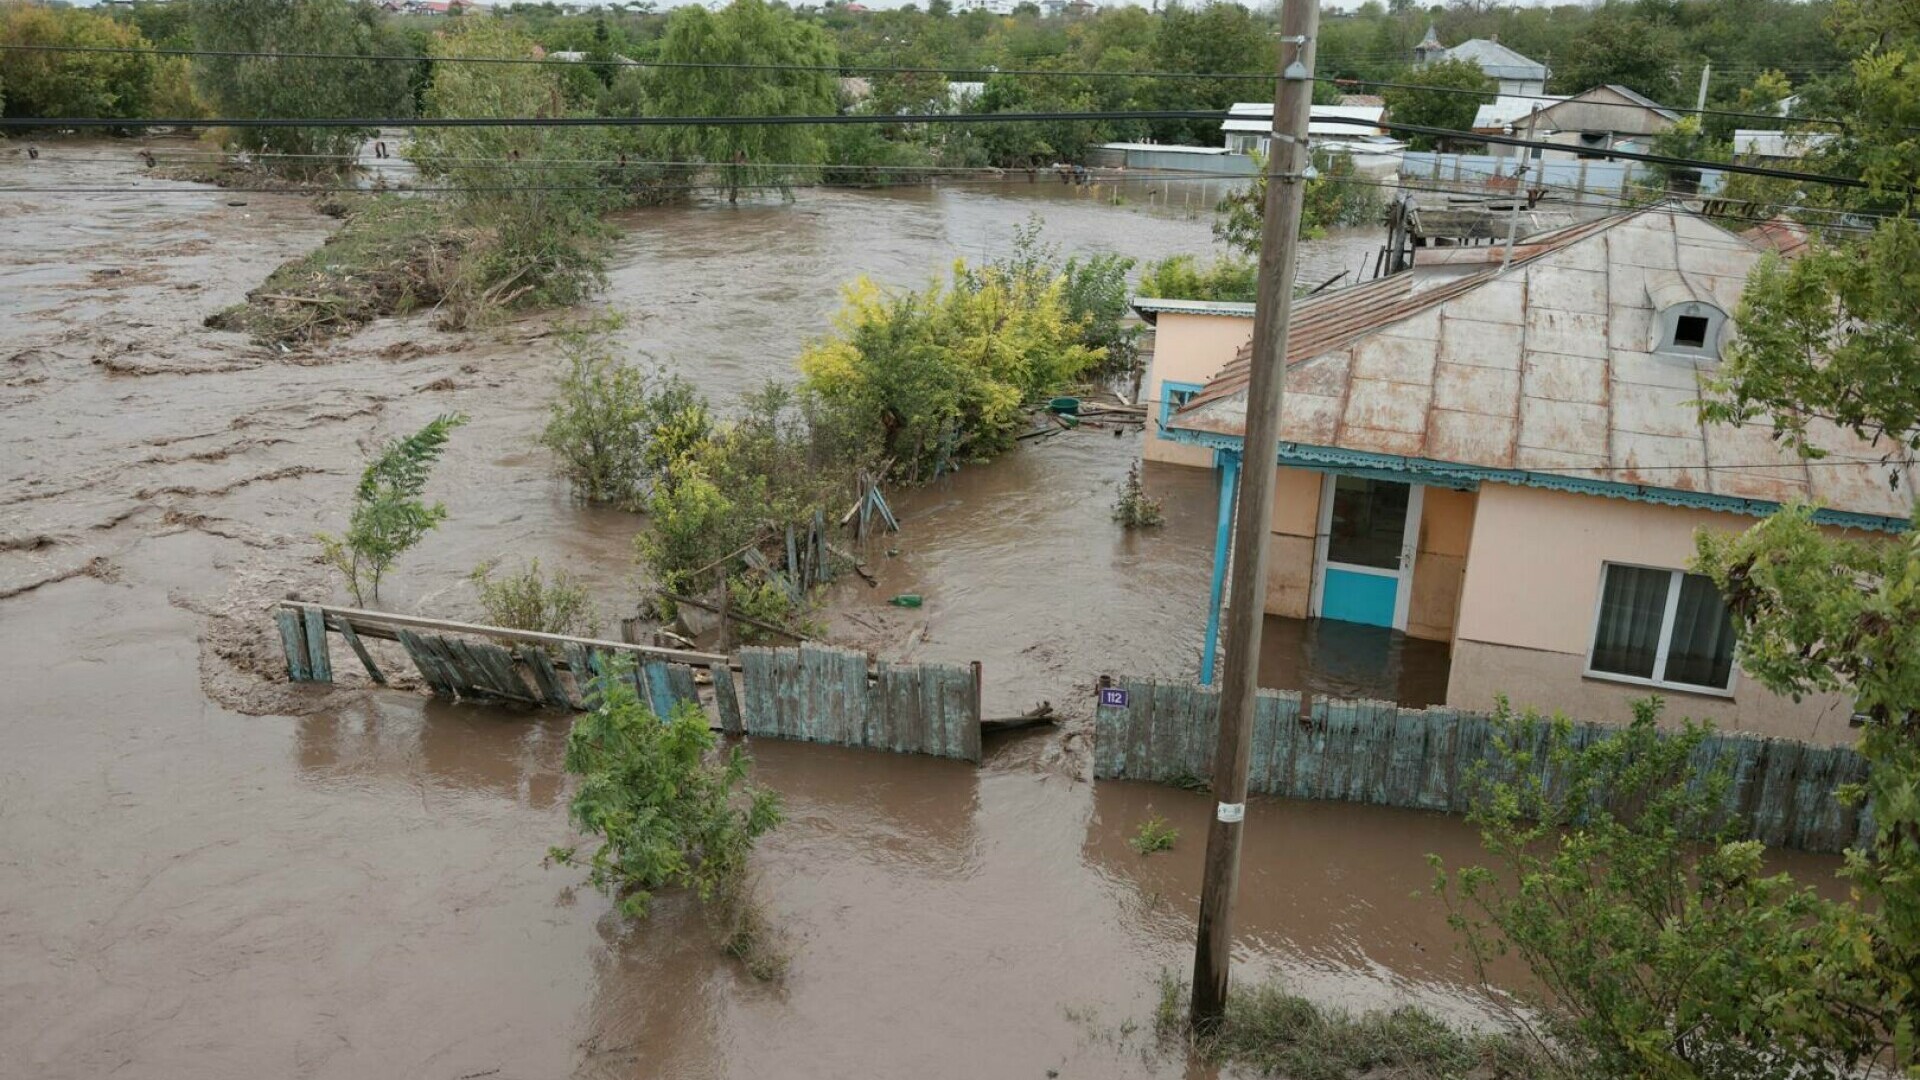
[2,143,1846,1078]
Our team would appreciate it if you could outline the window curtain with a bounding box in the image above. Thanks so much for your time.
[1591,566,1669,679]
[1664,573,1738,689]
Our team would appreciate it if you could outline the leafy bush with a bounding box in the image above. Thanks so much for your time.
[471,558,591,636]
[1137,253,1259,303]
[537,318,704,510]
[1113,461,1165,529]
[1129,814,1177,855]
[318,414,467,606]
[800,260,1102,481]
[1215,149,1386,255]
[1432,698,1878,1079]
[549,666,781,920]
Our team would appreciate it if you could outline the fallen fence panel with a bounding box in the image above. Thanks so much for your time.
[1093,675,1870,854]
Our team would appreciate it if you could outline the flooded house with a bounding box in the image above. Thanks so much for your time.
[1134,207,1912,745]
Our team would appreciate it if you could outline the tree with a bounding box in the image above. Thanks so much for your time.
[1143,1,1271,146]
[1214,148,1386,254]
[1137,253,1259,302]
[1551,4,1684,103]
[189,0,414,176]
[318,414,467,606]
[0,3,156,125]
[650,0,840,203]
[1380,56,1492,152]
[1434,700,1881,1078]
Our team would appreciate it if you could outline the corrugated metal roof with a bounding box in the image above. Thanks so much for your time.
[1440,39,1549,82]
[1226,102,1388,137]
[1733,129,1836,158]
[1473,94,1567,130]
[1130,298,1258,323]
[1166,206,1914,520]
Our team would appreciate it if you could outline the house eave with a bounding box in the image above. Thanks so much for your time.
[1160,425,1911,534]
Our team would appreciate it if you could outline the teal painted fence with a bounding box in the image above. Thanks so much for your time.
[738,645,982,762]
[1093,677,1872,854]
[276,604,980,762]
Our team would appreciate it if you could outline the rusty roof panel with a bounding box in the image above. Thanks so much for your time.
[1165,207,1915,521]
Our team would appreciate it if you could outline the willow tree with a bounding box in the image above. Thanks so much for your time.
[190,0,413,177]
[649,0,839,204]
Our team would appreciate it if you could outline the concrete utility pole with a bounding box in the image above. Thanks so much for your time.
[1188,0,1320,1031]
[1696,63,1712,113]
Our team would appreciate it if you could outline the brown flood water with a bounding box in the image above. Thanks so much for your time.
[1,143,1849,1078]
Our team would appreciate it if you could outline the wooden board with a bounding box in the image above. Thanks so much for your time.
[302,605,332,683]
[336,619,385,685]
[276,608,310,682]
[710,661,744,735]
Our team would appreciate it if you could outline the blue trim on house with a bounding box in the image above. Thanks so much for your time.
[1159,380,1206,433]
[1200,449,1242,685]
[1161,425,1910,534]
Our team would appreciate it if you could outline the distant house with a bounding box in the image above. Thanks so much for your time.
[1415,26,1550,97]
[1135,206,1909,745]
[1484,84,1680,160]
[1732,129,1836,161]
[1222,102,1406,174]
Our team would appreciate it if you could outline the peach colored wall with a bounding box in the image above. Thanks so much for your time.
[1447,484,1858,744]
[1407,486,1475,642]
[1262,466,1323,618]
[1141,313,1251,468]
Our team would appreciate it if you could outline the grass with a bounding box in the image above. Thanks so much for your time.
[712,875,790,983]
[207,193,466,346]
[1130,814,1180,856]
[1154,971,1557,1080]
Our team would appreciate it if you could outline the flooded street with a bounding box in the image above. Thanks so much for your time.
[0,142,1848,1077]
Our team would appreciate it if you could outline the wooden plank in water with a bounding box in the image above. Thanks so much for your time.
[302,605,333,683]
[395,629,451,698]
[641,660,674,719]
[939,664,977,762]
[710,661,744,735]
[1122,678,1157,780]
[888,664,924,754]
[665,663,700,719]
[522,646,572,710]
[276,608,310,682]
[336,619,385,684]
[915,662,945,756]
[563,643,601,709]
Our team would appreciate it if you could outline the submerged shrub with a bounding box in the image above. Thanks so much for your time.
[471,558,591,637]
[318,413,466,606]
[548,665,782,919]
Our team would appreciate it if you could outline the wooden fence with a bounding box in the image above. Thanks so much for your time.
[275,603,980,762]
[736,645,981,762]
[1093,677,1872,854]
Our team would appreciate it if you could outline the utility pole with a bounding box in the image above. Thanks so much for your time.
[1696,62,1712,113]
[1188,0,1319,1031]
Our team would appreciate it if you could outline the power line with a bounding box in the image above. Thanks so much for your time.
[1325,77,1851,129]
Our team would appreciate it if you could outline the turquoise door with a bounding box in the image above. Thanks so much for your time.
[1314,476,1422,629]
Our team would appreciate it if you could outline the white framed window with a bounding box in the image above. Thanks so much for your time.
[1585,563,1739,695]
[1160,380,1204,430]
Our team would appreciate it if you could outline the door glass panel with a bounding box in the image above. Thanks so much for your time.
[1590,565,1669,680]
[1325,477,1409,570]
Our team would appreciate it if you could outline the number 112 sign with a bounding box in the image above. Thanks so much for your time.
[1098,687,1129,708]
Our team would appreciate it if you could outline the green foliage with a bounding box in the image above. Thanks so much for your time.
[1704,221,1920,456]
[1137,253,1259,303]
[799,257,1102,481]
[412,19,624,324]
[1155,970,1546,1080]
[1059,250,1142,374]
[318,414,467,606]
[1382,58,1494,152]
[650,0,840,202]
[1214,149,1386,255]
[1128,813,1177,854]
[1113,460,1165,530]
[471,558,591,636]
[0,2,157,125]
[537,317,701,510]
[208,194,461,344]
[549,665,781,920]
[1551,5,1685,102]
[1694,507,1920,1074]
[189,0,414,174]
[1433,698,1881,1078]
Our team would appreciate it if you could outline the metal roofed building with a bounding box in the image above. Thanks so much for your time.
[1417,32,1550,97]
[1137,205,1911,745]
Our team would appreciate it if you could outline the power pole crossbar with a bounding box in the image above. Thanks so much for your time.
[1188,0,1321,1031]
